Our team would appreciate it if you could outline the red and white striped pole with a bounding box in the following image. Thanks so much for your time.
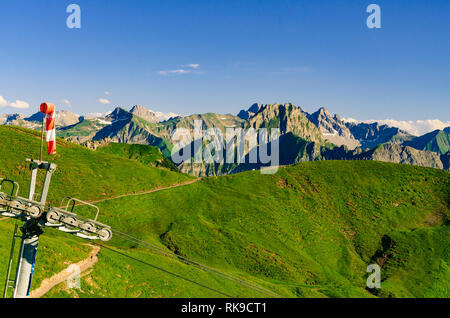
[39,103,56,160]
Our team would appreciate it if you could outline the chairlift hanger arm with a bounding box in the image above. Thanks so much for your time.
[60,196,100,221]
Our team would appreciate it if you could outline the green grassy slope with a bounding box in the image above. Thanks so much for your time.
[96,143,179,172]
[51,161,449,298]
[0,125,193,206]
[404,129,450,155]
[56,118,108,138]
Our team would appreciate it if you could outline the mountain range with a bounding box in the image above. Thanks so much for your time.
[1,103,449,175]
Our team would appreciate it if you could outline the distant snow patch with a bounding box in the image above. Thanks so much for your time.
[343,118,450,136]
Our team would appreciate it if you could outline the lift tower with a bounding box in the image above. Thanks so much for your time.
[13,160,54,297]
[1,159,112,298]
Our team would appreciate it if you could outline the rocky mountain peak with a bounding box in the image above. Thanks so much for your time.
[308,107,360,149]
[55,110,81,126]
[248,103,261,114]
[314,107,330,118]
[237,103,263,120]
[105,107,132,122]
[0,114,21,126]
[24,110,80,127]
[130,105,159,123]
[246,103,324,142]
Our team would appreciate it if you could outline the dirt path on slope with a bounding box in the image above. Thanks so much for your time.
[0,179,200,221]
[29,245,101,298]
[78,178,200,206]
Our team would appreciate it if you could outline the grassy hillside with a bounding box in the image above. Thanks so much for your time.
[404,129,450,155]
[0,125,193,206]
[56,118,109,138]
[0,126,448,298]
[96,143,179,172]
[48,162,450,298]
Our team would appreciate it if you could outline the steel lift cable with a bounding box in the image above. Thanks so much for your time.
[112,234,279,298]
[113,231,283,298]
[113,231,282,298]
[112,230,283,298]
[113,232,282,298]
[91,241,233,298]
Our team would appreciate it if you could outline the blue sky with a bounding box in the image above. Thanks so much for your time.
[0,0,449,121]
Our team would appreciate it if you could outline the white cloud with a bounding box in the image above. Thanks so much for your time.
[97,98,111,105]
[343,118,450,136]
[0,95,30,109]
[159,63,200,75]
[9,100,29,109]
[149,109,181,121]
[186,64,200,69]
[84,111,112,119]
[104,91,110,95]
[343,117,359,123]
[61,99,72,108]
[159,69,191,75]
